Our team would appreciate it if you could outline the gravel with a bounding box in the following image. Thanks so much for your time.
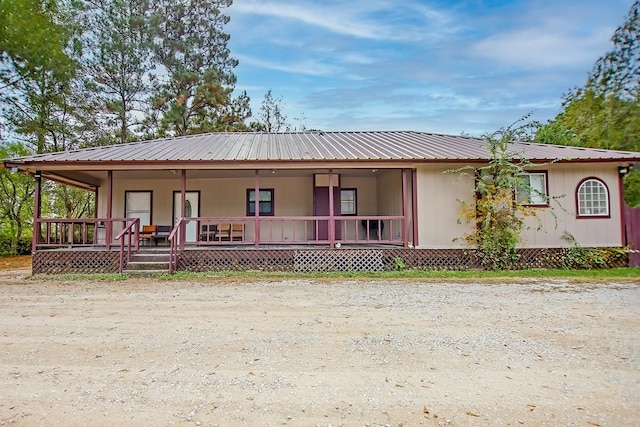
[0,272,638,426]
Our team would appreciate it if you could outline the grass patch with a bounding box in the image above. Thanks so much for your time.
[21,268,640,282]
[30,273,130,282]
[150,267,640,281]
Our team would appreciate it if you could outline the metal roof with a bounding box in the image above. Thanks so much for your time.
[4,131,640,166]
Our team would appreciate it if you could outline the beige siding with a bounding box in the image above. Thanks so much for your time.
[98,163,624,248]
[107,175,314,240]
[520,164,622,247]
[414,163,624,249]
[415,165,474,249]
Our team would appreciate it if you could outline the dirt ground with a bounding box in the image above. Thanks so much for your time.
[0,266,638,426]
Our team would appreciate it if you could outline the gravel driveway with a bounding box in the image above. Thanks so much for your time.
[0,271,638,426]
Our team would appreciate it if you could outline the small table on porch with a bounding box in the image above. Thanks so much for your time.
[151,233,169,246]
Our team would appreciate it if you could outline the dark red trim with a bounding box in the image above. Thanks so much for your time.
[254,170,260,248]
[31,171,42,253]
[246,188,274,216]
[339,188,357,215]
[519,170,550,208]
[618,170,627,245]
[575,177,611,219]
[412,169,418,246]
[402,169,409,246]
[328,170,335,246]
[106,171,113,248]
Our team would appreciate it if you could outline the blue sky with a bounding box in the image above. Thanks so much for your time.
[227,0,634,136]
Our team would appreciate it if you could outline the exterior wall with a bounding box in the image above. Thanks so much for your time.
[415,165,474,249]
[101,172,389,242]
[521,164,623,247]
[96,162,625,249]
[377,170,403,240]
[414,163,624,250]
[107,175,314,241]
[340,175,377,240]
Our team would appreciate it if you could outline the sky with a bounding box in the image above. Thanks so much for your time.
[226,0,635,136]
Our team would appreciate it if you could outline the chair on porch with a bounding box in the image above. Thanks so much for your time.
[200,224,218,241]
[217,223,245,241]
[139,224,156,246]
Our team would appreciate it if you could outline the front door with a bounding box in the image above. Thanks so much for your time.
[173,191,200,243]
[125,191,152,232]
[313,187,341,241]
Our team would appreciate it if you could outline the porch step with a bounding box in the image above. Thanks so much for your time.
[124,250,171,275]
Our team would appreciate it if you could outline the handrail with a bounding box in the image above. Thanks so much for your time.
[114,217,140,273]
[33,217,133,250]
[168,218,185,273]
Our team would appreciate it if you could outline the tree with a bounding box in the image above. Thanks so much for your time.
[0,0,76,90]
[537,1,640,205]
[251,90,289,132]
[146,0,238,136]
[0,143,35,255]
[0,0,81,154]
[82,0,153,144]
[451,118,546,270]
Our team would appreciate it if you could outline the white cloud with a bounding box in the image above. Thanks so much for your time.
[235,54,340,77]
[470,25,614,69]
[230,0,456,42]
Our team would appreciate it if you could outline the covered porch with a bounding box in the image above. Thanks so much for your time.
[30,166,418,273]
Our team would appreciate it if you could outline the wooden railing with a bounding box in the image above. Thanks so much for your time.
[33,217,140,272]
[168,218,185,273]
[186,215,406,246]
[34,218,134,249]
[114,218,140,273]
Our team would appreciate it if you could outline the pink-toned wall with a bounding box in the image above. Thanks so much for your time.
[415,163,624,249]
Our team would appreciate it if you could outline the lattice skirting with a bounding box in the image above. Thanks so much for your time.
[33,251,121,274]
[31,246,629,274]
[178,247,629,272]
[179,250,297,272]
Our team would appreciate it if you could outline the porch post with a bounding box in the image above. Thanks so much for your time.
[254,170,260,248]
[402,168,409,247]
[412,169,419,247]
[180,169,186,249]
[31,171,42,253]
[94,188,99,219]
[106,170,113,249]
[328,169,335,247]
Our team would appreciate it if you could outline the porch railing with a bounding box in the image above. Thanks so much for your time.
[33,217,140,272]
[114,218,140,273]
[33,218,135,249]
[168,218,185,273]
[183,215,406,246]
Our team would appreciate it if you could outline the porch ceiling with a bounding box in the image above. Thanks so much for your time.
[47,167,390,185]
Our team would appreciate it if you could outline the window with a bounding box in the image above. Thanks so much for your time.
[340,188,357,215]
[247,189,274,216]
[577,178,609,217]
[516,172,548,205]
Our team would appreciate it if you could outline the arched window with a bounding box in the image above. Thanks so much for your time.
[576,178,609,217]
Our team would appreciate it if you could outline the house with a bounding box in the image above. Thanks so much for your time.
[3,131,640,273]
